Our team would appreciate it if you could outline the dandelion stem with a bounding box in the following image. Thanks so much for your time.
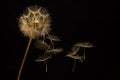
[17,38,32,80]
[72,59,77,72]
[44,61,47,72]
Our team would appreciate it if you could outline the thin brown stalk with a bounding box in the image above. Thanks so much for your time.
[17,38,32,80]
[44,61,47,72]
[72,59,77,72]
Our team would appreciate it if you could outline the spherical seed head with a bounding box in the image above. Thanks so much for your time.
[19,6,51,39]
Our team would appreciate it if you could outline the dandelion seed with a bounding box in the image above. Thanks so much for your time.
[35,40,50,50]
[19,6,51,39]
[46,34,61,48]
[67,43,81,56]
[45,48,63,54]
[35,53,52,62]
[35,56,51,62]
[35,53,51,72]
[66,42,92,72]
[47,34,61,41]
[74,42,94,48]
[67,55,81,60]
[35,52,52,72]
[71,47,80,55]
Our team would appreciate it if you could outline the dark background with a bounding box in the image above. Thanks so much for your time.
[6,0,104,80]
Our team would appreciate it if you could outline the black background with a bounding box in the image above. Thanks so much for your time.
[6,0,104,80]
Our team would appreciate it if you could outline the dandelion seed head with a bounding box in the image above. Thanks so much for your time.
[19,6,51,39]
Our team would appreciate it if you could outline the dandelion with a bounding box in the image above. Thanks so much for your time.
[17,6,51,80]
[17,5,94,75]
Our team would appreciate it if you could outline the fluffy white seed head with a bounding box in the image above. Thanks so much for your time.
[19,6,51,39]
